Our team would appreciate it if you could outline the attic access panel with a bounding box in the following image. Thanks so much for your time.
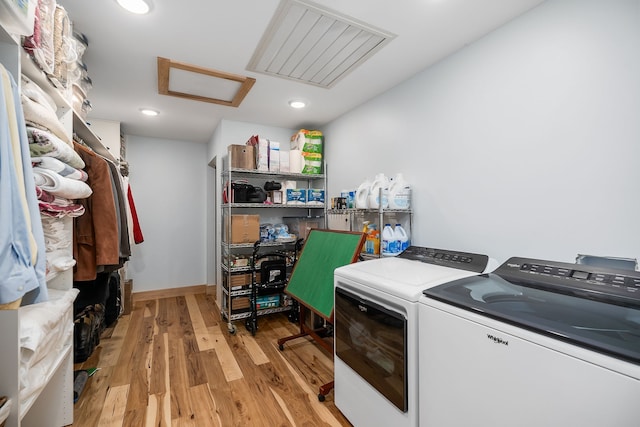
[157,57,256,107]
[247,0,395,88]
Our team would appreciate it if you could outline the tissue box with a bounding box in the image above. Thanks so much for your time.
[280,151,290,172]
[306,189,325,205]
[286,189,307,205]
[269,140,280,172]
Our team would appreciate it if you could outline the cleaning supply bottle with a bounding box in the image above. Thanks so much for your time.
[381,223,396,256]
[368,173,389,210]
[364,223,380,255]
[355,179,371,209]
[388,173,411,209]
[394,223,409,253]
[370,224,380,255]
[361,221,370,253]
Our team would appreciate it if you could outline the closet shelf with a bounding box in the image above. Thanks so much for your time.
[72,113,115,162]
[20,49,70,110]
[222,203,325,209]
[222,168,325,180]
[19,47,115,163]
[18,342,72,420]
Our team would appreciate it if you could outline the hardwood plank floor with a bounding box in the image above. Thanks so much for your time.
[73,293,352,426]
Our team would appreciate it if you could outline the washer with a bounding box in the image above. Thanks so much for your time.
[333,246,495,427]
[419,256,640,427]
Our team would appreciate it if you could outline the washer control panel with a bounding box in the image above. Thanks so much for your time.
[398,246,489,273]
[497,256,640,306]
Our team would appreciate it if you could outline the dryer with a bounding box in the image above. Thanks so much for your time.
[418,257,640,427]
[333,246,495,427]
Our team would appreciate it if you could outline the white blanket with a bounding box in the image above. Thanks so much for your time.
[21,93,71,145]
[32,156,88,181]
[19,288,79,403]
[32,167,92,200]
[28,127,85,169]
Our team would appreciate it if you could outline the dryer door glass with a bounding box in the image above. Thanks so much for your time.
[335,286,407,411]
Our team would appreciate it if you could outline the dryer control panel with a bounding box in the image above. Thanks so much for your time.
[398,246,489,273]
[497,256,640,306]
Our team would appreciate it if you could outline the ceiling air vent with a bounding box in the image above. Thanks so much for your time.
[247,0,395,88]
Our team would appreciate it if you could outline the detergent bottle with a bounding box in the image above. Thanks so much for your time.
[388,173,411,210]
[368,173,389,210]
[355,179,371,209]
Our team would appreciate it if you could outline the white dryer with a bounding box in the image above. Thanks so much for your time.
[419,257,640,427]
[333,246,495,427]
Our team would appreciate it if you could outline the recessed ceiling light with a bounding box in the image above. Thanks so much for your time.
[116,0,150,14]
[140,108,159,116]
[289,100,306,109]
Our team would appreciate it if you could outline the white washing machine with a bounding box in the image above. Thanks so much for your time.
[333,246,495,427]
[419,256,640,427]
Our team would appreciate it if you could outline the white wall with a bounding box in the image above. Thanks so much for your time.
[126,135,208,292]
[324,0,640,265]
[126,1,640,292]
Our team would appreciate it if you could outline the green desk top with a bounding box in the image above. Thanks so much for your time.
[285,229,365,321]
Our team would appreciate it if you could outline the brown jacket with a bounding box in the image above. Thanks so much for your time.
[73,142,119,281]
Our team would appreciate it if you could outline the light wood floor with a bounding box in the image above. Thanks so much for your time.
[72,292,351,426]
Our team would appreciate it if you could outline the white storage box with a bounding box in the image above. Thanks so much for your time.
[0,0,36,36]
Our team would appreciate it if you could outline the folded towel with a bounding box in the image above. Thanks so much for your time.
[35,186,55,202]
[32,156,88,181]
[21,93,70,145]
[21,74,57,112]
[28,127,85,169]
[32,167,92,200]
[39,200,85,218]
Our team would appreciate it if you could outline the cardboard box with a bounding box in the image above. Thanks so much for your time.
[306,189,325,206]
[228,144,255,169]
[229,273,252,288]
[231,296,250,312]
[223,214,260,243]
[284,216,323,240]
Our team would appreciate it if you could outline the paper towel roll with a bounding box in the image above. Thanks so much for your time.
[289,150,304,174]
[282,181,297,205]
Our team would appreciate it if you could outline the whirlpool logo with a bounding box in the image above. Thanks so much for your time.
[487,333,509,346]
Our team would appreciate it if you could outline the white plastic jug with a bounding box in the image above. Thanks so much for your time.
[368,173,389,209]
[388,173,411,209]
[394,223,409,252]
[355,180,371,209]
[381,224,398,256]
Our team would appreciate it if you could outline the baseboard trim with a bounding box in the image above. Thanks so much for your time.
[132,284,214,302]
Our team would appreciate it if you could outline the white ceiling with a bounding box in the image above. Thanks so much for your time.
[57,0,545,144]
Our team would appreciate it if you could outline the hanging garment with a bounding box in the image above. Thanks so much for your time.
[73,142,119,281]
[0,64,48,305]
[103,157,130,261]
[124,179,144,244]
